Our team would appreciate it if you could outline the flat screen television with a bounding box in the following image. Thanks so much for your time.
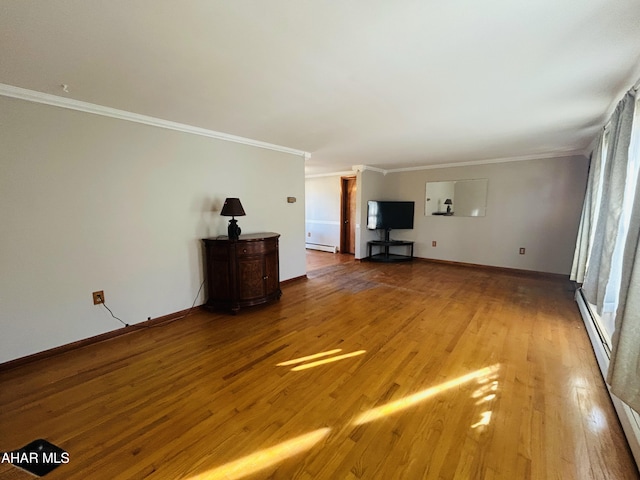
[367,201,415,241]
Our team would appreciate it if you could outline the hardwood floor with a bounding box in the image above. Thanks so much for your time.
[305,249,355,271]
[0,251,637,479]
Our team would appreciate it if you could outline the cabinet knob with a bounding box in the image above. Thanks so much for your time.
[263,275,268,280]
[243,249,247,253]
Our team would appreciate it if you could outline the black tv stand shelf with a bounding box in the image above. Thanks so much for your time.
[367,240,414,262]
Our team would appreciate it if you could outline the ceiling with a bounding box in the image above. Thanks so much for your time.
[2,1,640,175]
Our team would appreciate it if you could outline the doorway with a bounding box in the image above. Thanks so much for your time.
[340,176,357,255]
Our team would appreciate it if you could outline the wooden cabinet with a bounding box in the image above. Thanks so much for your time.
[203,232,281,313]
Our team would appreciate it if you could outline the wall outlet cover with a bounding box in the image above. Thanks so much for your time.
[92,291,104,305]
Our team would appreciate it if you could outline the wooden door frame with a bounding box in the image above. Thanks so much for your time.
[340,176,356,254]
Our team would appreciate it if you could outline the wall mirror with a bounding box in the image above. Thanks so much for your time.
[425,179,488,217]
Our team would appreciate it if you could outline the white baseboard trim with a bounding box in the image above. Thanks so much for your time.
[576,288,640,469]
[306,243,338,253]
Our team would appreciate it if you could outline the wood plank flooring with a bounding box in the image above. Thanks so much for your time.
[0,251,637,479]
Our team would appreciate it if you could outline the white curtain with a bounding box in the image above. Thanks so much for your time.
[570,136,604,283]
[607,165,640,411]
[572,89,640,410]
[582,93,635,314]
[607,91,640,411]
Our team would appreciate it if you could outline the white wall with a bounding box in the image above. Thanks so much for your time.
[0,96,306,363]
[381,156,589,273]
[356,169,387,259]
[304,175,341,249]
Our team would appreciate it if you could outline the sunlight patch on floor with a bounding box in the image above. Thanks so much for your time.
[277,349,343,366]
[475,393,496,405]
[471,411,493,429]
[586,406,608,433]
[290,350,366,371]
[187,428,331,480]
[353,364,501,425]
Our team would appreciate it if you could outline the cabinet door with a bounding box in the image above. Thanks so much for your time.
[264,250,279,296]
[205,242,232,302]
[237,256,266,300]
[210,258,231,300]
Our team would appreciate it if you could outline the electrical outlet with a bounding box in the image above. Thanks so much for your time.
[307,232,311,237]
[432,241,437,247]
[93,291,104,305]
[519,248,526,255]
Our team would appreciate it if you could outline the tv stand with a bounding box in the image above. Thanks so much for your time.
[367,239,414,262]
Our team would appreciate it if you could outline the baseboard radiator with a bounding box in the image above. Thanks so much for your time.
[576,288,640,468]
[305,243,338,253]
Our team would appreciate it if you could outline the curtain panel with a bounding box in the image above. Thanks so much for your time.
[582,93,635,314]
[607,90,640,412]
[607,165,640,412]
[570,136,603,283]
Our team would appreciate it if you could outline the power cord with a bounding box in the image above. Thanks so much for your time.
[145,280,206,329]
[99,280,205,329]
[100,297,129,327]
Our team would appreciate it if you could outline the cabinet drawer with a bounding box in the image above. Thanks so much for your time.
[237,240,275,256]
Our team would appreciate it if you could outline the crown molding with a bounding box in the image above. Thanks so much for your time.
[351,164,387,175]
[305,166,384,178]
[385,150,586,173]
[305,150,588,178]
[0,83,310,159]
[305,170,355,178]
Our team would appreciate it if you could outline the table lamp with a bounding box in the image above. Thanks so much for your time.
[220,198,246,240]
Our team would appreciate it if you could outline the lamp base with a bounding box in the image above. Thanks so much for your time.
[228,218,241,240]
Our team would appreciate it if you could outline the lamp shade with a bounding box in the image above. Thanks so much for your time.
[444,198,453,205]
[220,198,246,217]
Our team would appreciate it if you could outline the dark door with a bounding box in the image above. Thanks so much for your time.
[340,176,357,254]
